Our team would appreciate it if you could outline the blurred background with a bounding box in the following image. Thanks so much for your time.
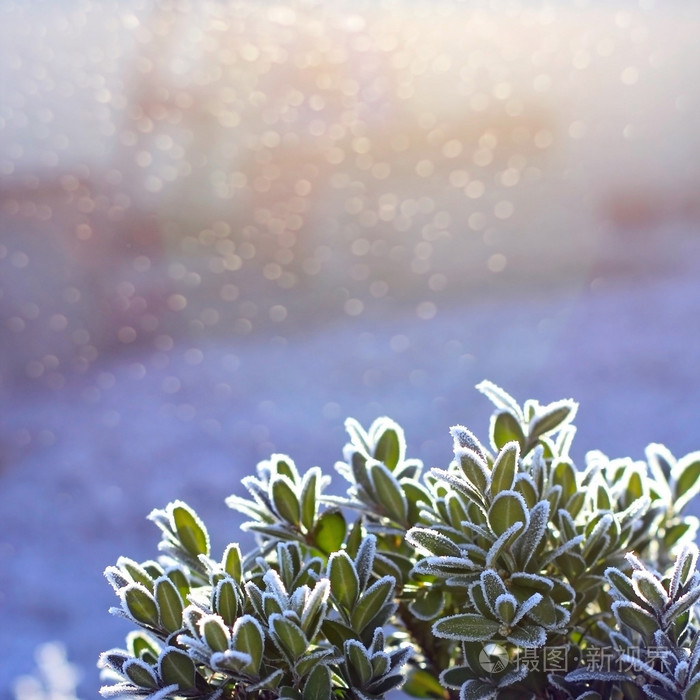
[1,0,699,696]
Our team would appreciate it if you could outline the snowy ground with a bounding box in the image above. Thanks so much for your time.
[2,241,699,697]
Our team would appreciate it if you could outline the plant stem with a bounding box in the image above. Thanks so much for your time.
[397,602,458,700]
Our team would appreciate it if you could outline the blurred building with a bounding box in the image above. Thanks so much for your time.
[1,0,699,383]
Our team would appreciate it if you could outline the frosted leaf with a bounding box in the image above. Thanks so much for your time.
[450,425,488,461]
[566,668,630,684]
[354,534,377,589]
[104,566,129,592]
[511,593,543,626]
[387,644,413,674]
[480,569,507,612]
[512,500,549,568]
[617,655,675,690]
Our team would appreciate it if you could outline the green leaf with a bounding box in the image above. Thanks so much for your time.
[322,618,361,650]
[303,663,332,700]
[663,586,700,627]
[368,461,408,523]
[210,649,252,673]
[408,587,445,621]
[525,595,560,628]
[158,647,197,691]
[509,572,554,595]
[551,460,577,501]
[373,420,404,471]
[469,578,495,619]
[665,521,695,549]
[674,454,700,511]
[440,665,473,690]
[300,579,330,638]
[345,639,373,687]
[101,650,130,675]
[451,425,489,462]
[351,576,395,632]
[528,399,577,445]
[495,594,517,624]
[490,442,519,495]
[250,668,285,692]
[512,500,549,569]
[232,615,264,674]
[412,556,479,580]
[299,468,319,532]
[404,479,433,524]
[403,668,449,698]
[626,470,645,502]
[476,380,524,422]
[514,474,537,509]
[171,502,210,558]
[456,449,489,493]
[214,578,239,627]
[373,552,405,582]
[345,418,372,456]
[165,568,189,602]
[491,411,525,451]
[546,484,563,514]
[270,614,308,662]
[485,521,524,569]
[566,490,585,518]
[118,558,155,591]
[684,671,700,700]
[328,551,360,611]
[273,455,300,483]
[128,631,160,662]
[123,584,159,627]
[556,552,586,579]
[596,483,612,511]
[154,577,183,633]
[669,544,698,598]
[376,550,414,583]
[201,615,230,652]
[613,601,658,640]
[605,567,636,602]
[407,528,462,557]
[123,659,158,689]
[488,491,529,536]
[271,476,301,525]
[345,518,363,558]
[480,569,508,611]
[350,451,372,492]
[354,535,376,590]
[263,592,283,618]
[433,614,501,642]
[433,469,485,508]
[506,624,546,648]
[296,649,335,678]
[371,652,389,678]
[313,509,346,556]
[582,514,614,563]
[278,540,301,587]
[222,543,242,582]
[632,570,668,614]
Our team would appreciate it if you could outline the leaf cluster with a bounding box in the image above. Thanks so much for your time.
[100,381,700,700]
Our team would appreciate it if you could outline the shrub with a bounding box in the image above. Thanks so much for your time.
[99,381,700,700]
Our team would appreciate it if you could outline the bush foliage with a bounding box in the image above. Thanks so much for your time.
[100,381,700,700]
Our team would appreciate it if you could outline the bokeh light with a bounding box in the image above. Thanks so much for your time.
[1,1,699,697]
